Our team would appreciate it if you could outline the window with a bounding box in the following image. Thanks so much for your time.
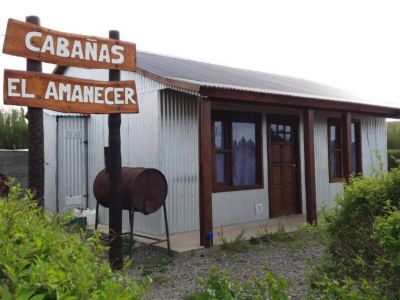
[351,121,362,175]
[328,119,362,181]
[213,112,262,191]
[328,120,343,181]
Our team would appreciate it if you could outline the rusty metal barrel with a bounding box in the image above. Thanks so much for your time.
[93,167,168,215]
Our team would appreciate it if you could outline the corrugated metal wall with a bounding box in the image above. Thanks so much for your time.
[314,113,343,209]
[212,107,307,228]
[159,90,200,234]
[361,116,387,175]
[57,117,88,212]
[314,113,387,210]
[63,67,166,235]
[47,67,389,235]
[44,113,57,211]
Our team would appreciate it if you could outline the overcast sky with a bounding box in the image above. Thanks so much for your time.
[1,0,400,110]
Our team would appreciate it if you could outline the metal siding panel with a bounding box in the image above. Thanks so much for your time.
[212,107,305,227]
[43,113,57,211]
[77,70,163,235]
[159,90,200,234]
[57,117,88,212]
[314,114,344,210]
[361,116,388,175]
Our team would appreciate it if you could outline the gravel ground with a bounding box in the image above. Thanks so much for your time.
[126,238,323,300]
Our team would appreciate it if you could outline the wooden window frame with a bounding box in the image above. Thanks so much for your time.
[212,111,263,192]
[328,119,344,182]
[328,118,362,182]
[351,120,362,175]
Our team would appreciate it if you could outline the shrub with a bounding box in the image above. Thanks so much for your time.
[0,183,150,299]
[189,266,290,300]
[387,121,400,150]
[309,169,400,299]
[388,149,400,170]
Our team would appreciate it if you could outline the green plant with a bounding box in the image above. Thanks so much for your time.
[258,225,294,244]
[0,108,28,149]
[309,168,400,298]
[221,230,250,253]
[0,183,150,299]
[388,149,400,170]
[191,266,290,300]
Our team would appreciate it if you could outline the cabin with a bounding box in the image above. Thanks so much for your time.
[44,51,400,247]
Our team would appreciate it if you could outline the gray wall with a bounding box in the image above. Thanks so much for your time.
[0,150,28,187]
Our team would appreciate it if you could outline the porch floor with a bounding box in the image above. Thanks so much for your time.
[91,214,306,256]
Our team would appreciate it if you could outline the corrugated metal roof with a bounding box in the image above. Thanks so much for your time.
[138,51,385,105]
[43,110,86,117]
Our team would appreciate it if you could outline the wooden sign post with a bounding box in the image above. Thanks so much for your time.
[26,15,44,207]
[108,30,123,270]
[2,17,138,269]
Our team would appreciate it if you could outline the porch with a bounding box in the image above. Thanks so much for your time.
[91,214,306,256]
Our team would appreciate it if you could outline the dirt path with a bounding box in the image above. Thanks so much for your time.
[127,238,323,299]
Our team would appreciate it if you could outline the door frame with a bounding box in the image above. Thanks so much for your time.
[267,114,302,218]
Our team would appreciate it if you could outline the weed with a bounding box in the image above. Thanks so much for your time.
[220,230,250,252]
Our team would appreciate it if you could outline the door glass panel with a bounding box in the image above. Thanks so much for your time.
[232,122,256,185]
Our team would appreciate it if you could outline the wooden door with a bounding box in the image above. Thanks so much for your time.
[268,116,301,218]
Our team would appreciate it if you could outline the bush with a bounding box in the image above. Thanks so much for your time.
[188,266,290,300]
[309,169,400,299]
[388,149,400,170]
[387,121,400,150]
[0,183,150,299]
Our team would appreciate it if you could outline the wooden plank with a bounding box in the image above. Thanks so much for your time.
[3,18,136,71]
[3,69,138,114]
[303,109,317,223]
[199,99,213,247]
[342,112,352,180]
[200,87,400,118]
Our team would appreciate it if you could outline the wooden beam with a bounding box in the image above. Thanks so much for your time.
[200,87,400,118]
[303,109,317,223]
[199,99,213,247]
[342,112,352,180]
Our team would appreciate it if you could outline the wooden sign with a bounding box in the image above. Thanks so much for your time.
[3,69,138,114]
[2,19,136,71]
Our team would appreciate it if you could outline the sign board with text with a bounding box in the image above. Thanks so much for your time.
[3,69,138,114]
[3,19,136,71]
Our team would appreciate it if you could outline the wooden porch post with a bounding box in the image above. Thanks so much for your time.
[342,112,352,180]
[303,109,317,223]
[199,99,213,247]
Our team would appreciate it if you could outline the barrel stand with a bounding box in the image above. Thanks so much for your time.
[95,202,171,257]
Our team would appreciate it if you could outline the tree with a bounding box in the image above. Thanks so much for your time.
[387,121,400,150]
[0,108,28,149]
